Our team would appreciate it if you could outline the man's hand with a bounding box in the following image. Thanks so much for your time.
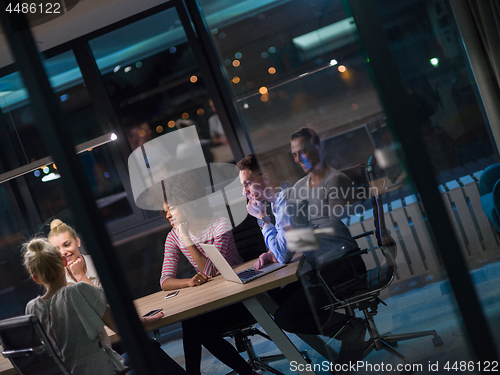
[141,312,164,326]
[68,256,85,281]
[187,272,209,287]
[247,200,266,219]
[253,252,278,270]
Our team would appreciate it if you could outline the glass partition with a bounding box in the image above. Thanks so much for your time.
[0,51,106,159]
[198,0,389,186]
[88,7,235,165]
[0,50,132,226]
[198,0,500,370]
[0,0,498,372]
[0,52,131,320]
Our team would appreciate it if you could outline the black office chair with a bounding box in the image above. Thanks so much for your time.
[0,314,131,375]
[223,215,308,375]
[315,158,442,372]
[0,314,71,375]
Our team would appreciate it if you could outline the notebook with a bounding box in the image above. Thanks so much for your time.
[200,243,286,284]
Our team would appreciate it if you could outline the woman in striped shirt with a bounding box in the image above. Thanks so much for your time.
[160,199,257,375]
[160,202,242,290]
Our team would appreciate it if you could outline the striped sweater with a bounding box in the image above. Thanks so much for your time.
[160,215,243,287]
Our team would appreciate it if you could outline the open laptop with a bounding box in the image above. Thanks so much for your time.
[200,243,286,284]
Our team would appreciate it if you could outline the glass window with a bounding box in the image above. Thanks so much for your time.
[85,6,239,295]
[0,52,131,318]
[0,50,132,225]
[88,7,235,167]
[199,0,387,184]
[0,181,32,320]
[0,51,105,161]
[198,0,500,367]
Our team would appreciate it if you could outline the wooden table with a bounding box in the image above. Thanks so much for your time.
[1,254,331,375]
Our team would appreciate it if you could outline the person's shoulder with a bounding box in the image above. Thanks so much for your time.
[67,282,98,295]
[81,254,94,266]
[67,283,103,303]
[277,184,292,201]
[67,282,90,291]
[164,230,181,251]
[25,296,40,313]
[289,175,310,198]
[325,167,352,186]
[166,228,176,239]
[211,215,232,232]
[166,228,180,242]
[293,174,308,187]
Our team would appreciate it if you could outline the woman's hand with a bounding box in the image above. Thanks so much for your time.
[175,221,189,237]
[176,222,195,246]
[141,311,164,326]
[68,255,85,281]
[187,272,209,287]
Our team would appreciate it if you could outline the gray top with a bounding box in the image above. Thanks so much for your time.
[289,167,358,265]
[25,283,125,375]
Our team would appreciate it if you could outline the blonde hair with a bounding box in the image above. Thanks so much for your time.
[23,238,64,284]
[48,219,77,240]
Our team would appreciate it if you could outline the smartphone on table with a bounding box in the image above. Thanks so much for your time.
[164,290,179,299]
[142,308,163,317]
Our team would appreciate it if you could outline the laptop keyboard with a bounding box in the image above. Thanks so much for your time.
[237,267,262,281]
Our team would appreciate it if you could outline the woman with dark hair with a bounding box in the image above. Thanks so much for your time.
[159,169,258,375]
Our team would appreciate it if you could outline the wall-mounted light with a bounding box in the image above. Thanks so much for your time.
[0,132,118,185]
[42,173,61,182]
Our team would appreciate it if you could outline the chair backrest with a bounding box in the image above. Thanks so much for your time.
[365,156,397,280]
[479,163,500,196]
[232,214,268,262]
[0,315,71,375]
[478,164,500,232]
[340,163,371,217]
[341,163,367,188]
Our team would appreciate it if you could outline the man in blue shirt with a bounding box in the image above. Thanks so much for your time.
[237,153,293,269]
[237,144,366,365]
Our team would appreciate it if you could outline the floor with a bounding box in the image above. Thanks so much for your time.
[157,260,500,375]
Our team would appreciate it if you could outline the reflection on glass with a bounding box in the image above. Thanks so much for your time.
[0,183,30,320]
[0,51,104,164]
[22,144,132,225]
[199,0,382,185]
[375,0,497,183]
[88,7,235,168]
[372,0,500,358]
[199,0,500,368]
[0,50,132,225]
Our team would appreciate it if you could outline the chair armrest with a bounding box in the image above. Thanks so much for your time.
[2,345,47,358]
[353,230,375,240]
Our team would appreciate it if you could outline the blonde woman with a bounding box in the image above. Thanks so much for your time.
[48,219,101,288]
[22,238,181,375]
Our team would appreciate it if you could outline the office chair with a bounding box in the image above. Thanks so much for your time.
[0,314,71,375]
[315,158,442,372]
[223,215,308,375]
[479,163,500,233]
[0,315,131,375]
